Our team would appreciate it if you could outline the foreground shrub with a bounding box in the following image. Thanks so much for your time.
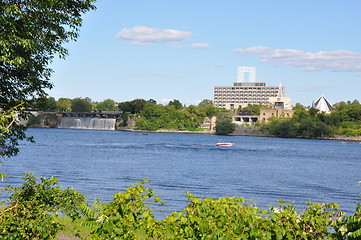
[0,174,85,239]
[1,177,360,239]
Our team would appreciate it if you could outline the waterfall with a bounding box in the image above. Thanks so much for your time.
[58,117,116,130]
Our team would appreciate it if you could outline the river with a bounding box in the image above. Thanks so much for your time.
[1,128,360,218]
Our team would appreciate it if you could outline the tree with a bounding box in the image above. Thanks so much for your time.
[0,0,96,107]
[203,105,219,118]
[56,98,72,112]
[118,99,149,114]
[96,99,117,111]
[71,98,92,112]
[215,114,236,135]
[198,99,213,108]
[0,104,31,158]
[0,0,96,157]
[243,103,263,115]
[168,99,183,109]
[148,99,157,104]
[308,107,319,117]
[32,97,57,111]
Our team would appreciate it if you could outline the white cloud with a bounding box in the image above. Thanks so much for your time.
[235,46,361,73]
[117,26,191,45]
[160,98,173,104]
[190,43,210,49]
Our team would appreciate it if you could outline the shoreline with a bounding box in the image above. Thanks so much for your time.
[117,127,361,142]
[116,127,215,135]
[29,126,361,142]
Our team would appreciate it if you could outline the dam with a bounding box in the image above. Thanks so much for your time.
[57,111,121,130]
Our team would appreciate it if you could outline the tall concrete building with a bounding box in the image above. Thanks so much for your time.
[213,67,290,109]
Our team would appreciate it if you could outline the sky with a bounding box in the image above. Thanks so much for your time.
[49,0,361,106]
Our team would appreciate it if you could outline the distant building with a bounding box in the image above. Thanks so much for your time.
[259,109,294,122]
[213,67,290,109]
[312,96,332,113]
[233,110,259,125]
[268,83,292,110]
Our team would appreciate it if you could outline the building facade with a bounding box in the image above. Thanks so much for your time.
[259,109,294,122]
[213,67,291,110]
[214,82,283,109]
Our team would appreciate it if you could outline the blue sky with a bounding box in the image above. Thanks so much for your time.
[49,0,361,106]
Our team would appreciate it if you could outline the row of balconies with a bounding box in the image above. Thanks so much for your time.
[214,94,277,96]
[215,87,277,90]
[214,90,278,93]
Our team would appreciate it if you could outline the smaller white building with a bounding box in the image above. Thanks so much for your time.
[312,96,332,113]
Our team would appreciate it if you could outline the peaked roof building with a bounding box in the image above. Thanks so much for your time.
[312,96,332,112]
[268,83,292,110]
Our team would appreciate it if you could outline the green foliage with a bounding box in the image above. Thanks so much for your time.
[71,97,93,112]
[168,99,183,109]
[333,182,361,239]
[31,97,58,112]
[56,98,72,112]
[197,99,213,108]
[136,103,214,131]
[81,179,164,239]
[215,113,236,135]
[203,104,218,118]
[260,103,358,138]
[118,99,150,114]
[95,99,117,111]
[334,205,361,239]
[243,103,263,115]
[26,113,59,128]
[0,0,96,157]
[0,0,96,106]
[0,105,33,158]
[0,174,86,239]
[1,178,360,239]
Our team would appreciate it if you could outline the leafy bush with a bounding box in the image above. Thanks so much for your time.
[136,103,210,131]
[0,174,85,239]
[1,177,360,239]
[215,115,236,135]
[26,113,59,128]
[80,179,165,239]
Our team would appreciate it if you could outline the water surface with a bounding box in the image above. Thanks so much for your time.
[1,128,360,217]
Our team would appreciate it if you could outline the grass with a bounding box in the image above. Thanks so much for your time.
[55,216,93,240]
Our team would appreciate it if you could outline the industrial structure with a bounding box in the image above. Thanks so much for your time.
[213,67,291,110]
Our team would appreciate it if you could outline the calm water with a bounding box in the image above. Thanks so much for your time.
[1,128,360,217]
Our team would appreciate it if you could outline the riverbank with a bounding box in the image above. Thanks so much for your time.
[117,127,215,135]
[320,135,361,142]
[118,127,361,142]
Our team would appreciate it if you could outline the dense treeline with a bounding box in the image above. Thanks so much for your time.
[261,100,361,138]
[31,97,237,133]
[32,97,361,137]
[1,176,360,239]
[30,97,117,112]
[135,102,221,131]
[31,96,213,113]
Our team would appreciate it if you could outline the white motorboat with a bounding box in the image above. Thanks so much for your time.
[215,142,234,147]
